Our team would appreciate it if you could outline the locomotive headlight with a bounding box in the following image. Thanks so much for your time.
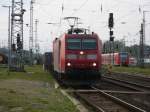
[80,51,84,55]
[92,62,97,67]
[67,62,71,66]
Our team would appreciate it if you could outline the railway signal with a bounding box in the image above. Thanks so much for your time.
[12,44,16,51]
[108,13,114,42]
[108,13,115,64]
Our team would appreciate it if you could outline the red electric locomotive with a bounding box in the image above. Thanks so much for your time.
[102,52,129,66]
[53,28,102,79]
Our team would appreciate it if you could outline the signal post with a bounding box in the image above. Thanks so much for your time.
[108,13,114,65]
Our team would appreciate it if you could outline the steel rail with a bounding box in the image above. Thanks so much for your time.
[91,86,146,112]
[65,89,150,94]
[74,87,146,112]
[103,76,150,92]
[108,72,150,86]
[113,72,150,80]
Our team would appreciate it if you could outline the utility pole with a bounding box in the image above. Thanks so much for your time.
[139,11,147,68]
[2,5,11,72]
[143,11,146,49]
[11,0,25,71]
[139,23,144,68]
[29,0,34,65]
[35,19,39,64]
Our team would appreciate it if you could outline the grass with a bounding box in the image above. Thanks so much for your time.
[110,66,150,75]
[0,65,79,112]
[0,65,52,82]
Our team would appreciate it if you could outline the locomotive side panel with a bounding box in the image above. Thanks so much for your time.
[53,38,61,73]
[97,37,102,69]
[59,35,66,73]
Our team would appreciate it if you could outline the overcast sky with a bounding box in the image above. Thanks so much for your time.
[0,0,150,53]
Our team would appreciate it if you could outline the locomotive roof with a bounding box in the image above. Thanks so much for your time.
[54,28,100,41]
[67,28,91,34]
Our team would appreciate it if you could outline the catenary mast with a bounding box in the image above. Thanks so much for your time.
[11,0,25,71]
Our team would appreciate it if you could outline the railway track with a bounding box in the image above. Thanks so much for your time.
[56,73,150,111]
[102,76,150,92]
[61,75,150,112]
[106,72,150,87]
[73,87,146,112]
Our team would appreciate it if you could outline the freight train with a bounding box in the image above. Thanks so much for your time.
[43,52,53,71]
[53,28,102,79]
[102,52,129,66]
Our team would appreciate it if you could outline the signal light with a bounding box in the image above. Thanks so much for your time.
[17,34,20,43]
[110,30,113,36]
[108,13,114,28]
[12,44,16,51]
[16,33,23,50]
[110,36,114,41]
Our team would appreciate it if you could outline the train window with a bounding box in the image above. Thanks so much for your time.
[82,39,96,50]
[67,38,81,50]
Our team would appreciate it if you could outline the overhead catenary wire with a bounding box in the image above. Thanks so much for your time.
[33,0,147,26]
[96,0,103,13]
[35,0,56,6]
[113,0,142,6]
[2,0,150,53]
[93,0,143,31]
[0,0,11,4]
[34,0,62,22]
[52,0,65,38]
[70,0,89,16]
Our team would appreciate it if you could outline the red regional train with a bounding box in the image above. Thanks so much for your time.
[102,52,129,66]
[53,28,102,79]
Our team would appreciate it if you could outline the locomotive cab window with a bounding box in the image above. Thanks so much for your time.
[67,38,81,50]
[82,39,97,50]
